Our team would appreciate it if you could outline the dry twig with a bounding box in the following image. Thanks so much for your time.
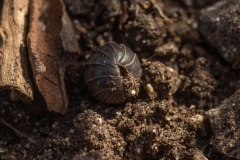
[0,118,36,143]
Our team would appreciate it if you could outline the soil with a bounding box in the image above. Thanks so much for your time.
[0,0,239,160]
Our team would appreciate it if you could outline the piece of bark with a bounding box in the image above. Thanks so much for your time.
[0,0,33,102]
[28,0,80,114]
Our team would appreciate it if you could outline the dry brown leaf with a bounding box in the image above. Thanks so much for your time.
[0,0,33,102]
[27,0,80,114]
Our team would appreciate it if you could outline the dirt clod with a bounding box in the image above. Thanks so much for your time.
[73,109,126,159]
[199,0,240,69]
[190,57,215,99]
[207,90,240,159]
[143,61,181,98]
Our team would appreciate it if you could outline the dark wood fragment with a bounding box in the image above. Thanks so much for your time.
[0,0,33,102]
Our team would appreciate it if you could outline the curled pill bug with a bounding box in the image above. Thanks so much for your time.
[84,42,142,104]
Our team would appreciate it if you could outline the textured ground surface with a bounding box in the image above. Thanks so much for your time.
[0,0,239,159]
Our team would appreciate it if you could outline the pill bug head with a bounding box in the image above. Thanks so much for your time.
[84,42,142,104]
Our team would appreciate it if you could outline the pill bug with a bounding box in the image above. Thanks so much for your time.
[85,42,142,104]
